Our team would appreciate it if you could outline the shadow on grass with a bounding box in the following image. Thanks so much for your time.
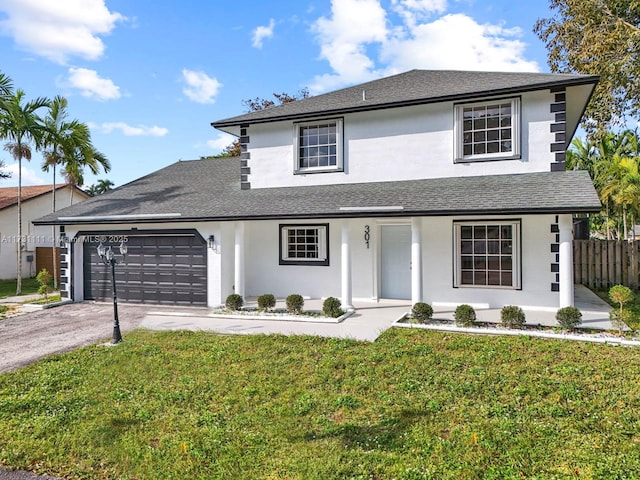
[302,408,427,451]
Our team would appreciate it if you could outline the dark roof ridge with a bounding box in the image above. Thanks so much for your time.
[212,69,599,129]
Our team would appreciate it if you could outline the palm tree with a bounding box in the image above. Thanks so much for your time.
[60,123,111,203]
[0,71,12,99]
[594,131,640,240]
[41,96,92,287]
[0,89,50,294]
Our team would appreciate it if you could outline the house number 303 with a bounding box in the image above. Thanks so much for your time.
[364,225,370,248]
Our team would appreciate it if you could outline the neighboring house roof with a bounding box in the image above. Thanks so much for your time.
[212,69,599,130]
[34,158,602,226]
[0,184,87,211]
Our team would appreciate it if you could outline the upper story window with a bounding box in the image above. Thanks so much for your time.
[454,98,520,162]
[294,118,343,173]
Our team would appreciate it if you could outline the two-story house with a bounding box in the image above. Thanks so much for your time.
[34,70,601,312]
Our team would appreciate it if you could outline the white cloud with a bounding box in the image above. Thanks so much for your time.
[206,133,235,152]
[181,69,222,104]
[381,14,539,73]
[252,18,275,49]
[309,0,540,93]
[2,162,48,187]
[67,67,121,101]
[310,0,388,92]
[0,0,125,64]
[95,122,168,137]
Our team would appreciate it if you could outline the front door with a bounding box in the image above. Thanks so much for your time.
[380,225,411,299]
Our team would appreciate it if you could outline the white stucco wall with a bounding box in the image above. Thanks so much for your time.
[246,90,556,189]
[0,187,88,279]
[241,215,561,308]
[61,213,564,310]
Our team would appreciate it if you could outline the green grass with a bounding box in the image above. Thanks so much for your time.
[1,329,640,479]
[0,277,40,298]
[24,293,62,305]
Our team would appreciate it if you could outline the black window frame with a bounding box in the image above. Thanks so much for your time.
[279,223,330,266]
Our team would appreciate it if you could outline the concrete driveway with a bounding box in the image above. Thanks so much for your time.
[0,302,149,373]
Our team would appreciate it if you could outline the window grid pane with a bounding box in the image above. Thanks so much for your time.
[299,123,337,169]
[286,227,320,259]
[459,224,514,287]
[462,102,513,157]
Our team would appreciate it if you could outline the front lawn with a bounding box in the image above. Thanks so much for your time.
[0,277,40,298]
[1,329,639,479]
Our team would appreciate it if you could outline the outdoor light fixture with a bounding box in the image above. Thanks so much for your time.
[208,235,215,248]
[97,240,128,344]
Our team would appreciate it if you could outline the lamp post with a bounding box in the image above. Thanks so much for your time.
[97,240,127,344]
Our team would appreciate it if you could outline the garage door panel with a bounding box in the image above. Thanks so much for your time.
[84,233,207,306]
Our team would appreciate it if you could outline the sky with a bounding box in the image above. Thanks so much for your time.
[0,0,556,189]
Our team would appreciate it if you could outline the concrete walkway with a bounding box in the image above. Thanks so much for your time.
[140,286,616,341]
[141,298,411,342]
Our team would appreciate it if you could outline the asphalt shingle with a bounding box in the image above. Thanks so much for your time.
[33,158,601,225]
[212,70,599,128]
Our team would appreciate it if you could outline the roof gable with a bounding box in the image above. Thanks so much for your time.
[212,69,599,131]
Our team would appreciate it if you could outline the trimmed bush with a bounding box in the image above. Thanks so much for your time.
[411,302,433,324]
[454,304,476,327]
[609,285,635,335]
[225,293,243,311]
[323,297,344,318]
[36,268,53,302]
[286,294,304,314]
[500,305,525,329]
[556,306,582,330]
[257,293,276,311]
[610,308,633,335]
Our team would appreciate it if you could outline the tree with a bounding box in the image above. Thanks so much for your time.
[0,160,10,179]
[208,89,310,159]
[58,123,111,203]
[570,130,640,239]
[86,178,115,196]
[0,89,50,294]
[0,71,12,99]
[534,0,640,133]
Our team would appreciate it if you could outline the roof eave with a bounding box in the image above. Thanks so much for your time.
[34,205,602,226]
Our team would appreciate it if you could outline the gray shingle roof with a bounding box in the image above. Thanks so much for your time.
[34,158,601,226]
[212,70,599,129]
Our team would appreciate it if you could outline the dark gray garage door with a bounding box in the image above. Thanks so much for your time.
[83,232,207,306]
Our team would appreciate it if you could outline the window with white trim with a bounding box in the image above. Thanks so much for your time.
[454,98,520,162]
[454,221,521,289]
[279,224,329,266]
[294,119,343,173]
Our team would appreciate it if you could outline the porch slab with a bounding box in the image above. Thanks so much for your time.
[139,286,617,342]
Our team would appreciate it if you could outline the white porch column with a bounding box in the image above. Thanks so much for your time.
[411,217,423,305]
[559,215,574,307]
[234,221,245,298]
[341,221,354,311]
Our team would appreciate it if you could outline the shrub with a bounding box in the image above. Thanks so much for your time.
[323,297,344,318]
[454,304,476,327]
[225,293,243,311]
[411,302,433,323]
[500,305,525,329]
[556,306,582,330]
[36,268,53,302]
[609,285,635,335]
[286,294,304,314]
[257,293,276,311]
